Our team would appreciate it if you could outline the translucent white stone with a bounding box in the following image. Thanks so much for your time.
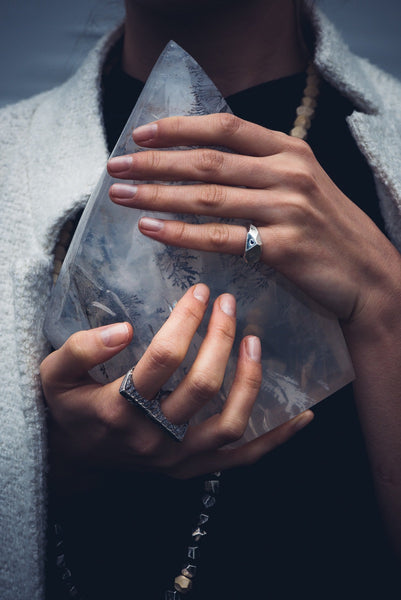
[44,41,354,442]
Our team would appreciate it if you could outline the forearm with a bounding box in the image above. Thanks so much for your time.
[343,285,401,558]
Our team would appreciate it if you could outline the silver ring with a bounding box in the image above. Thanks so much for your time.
[119,367,188,442]
[243,224,262,265]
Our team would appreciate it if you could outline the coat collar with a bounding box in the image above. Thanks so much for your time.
[27,24,123,252]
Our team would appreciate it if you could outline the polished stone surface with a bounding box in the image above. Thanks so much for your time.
[44,41,354,441]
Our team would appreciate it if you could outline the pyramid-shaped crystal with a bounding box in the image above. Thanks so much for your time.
[44,41,354,440]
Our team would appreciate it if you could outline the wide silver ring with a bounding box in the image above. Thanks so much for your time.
[119,368,188,442]
[243,224,262,265]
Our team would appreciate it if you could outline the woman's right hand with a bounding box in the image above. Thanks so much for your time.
[40,283,313,493]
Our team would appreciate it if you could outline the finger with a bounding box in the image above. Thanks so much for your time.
[138,218,247,256]
[107,147,272,188]
[176,410,314,477]
[131,113,294,156]
[216,410,314,468]
[162,293,237,423]
[132,284,210,399]
[110,182,275,222]
[40,322,133,389]
[184,335,262,452]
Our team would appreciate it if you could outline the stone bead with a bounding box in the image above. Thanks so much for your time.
[188,546,199,559]
[174,575,192,594]
[294,114,311,128]
[305,83,319,97]
[53,259,63,274]
[198,513,209,525]
[165,590,179,600]
[306,63,316,76]
[301,96,317,109]
[204,479,219,494]
[202,494,216,509]
[192,527,206,541]
[174,575,193,594]
[63,220,75,232]
[55,245,67,260]
[181,564,197,579]
[58,229,71,245]
[296,105,314,117]
[290,126,307,139]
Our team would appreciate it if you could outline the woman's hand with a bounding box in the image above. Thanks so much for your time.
[41,284,312,493]
[108,113,401,327]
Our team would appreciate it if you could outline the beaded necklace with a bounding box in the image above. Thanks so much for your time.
[52,64,320,600]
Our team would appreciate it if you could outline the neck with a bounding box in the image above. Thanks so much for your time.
[122,0,310,97]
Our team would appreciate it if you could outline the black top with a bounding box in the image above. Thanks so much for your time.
[47,61,400,600]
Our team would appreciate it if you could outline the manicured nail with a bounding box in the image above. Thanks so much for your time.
[219,294,236,317]
[245,336,261,362]
[108,155,133,174]
[193,283,209,304]
[110,183,138,202]
[139,217,164,232]
[293,411,314,432]
[99,323,130,347]
[133,122,158,143]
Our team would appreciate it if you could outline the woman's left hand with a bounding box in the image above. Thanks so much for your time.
[108,113,401,326]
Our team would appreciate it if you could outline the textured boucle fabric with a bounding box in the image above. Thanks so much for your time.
[0,8,401,599]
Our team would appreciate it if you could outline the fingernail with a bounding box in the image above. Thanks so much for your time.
[100,323,130,347]
[108,155,133,174]
[219,294,236,317]
[245,336,261,362]
[293,411,314,432]
[193,283,209,304]
[110,183,138,202]
[133,122,158,143]
[139,217,164,232]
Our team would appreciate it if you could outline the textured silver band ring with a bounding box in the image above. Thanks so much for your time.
[243,223,263,265]
[119,367,188,442]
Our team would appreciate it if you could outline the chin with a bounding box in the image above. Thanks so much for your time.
[129,0,235,13]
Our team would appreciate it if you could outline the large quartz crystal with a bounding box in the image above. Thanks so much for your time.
[44,41,354,441]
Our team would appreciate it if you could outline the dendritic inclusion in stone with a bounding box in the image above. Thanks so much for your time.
[44,41,354,441]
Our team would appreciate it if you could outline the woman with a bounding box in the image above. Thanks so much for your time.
[1,1,401,598]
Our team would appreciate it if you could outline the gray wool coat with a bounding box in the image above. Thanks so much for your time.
[1,7,401,599]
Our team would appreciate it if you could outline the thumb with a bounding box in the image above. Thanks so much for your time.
[41,323,133,388]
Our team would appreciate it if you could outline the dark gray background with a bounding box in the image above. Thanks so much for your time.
[0,0,400,108]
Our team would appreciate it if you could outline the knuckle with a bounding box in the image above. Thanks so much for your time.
[213,320,235,345]
[289,135,313,157]
[218,415,245,443]
[65,331,87,362]
[97,400,125,434]
[195,149,225,176]
[190,371,221,404]
[198,184,227,211]
[214,112,242,137]
[148,340,181,372]
[207,222,230,250]
[178,301,203,326]
[290,166,316,194]
[242,370,262,393]
[135,150,160,171]
[166,116,183,137]
[133,433,164,459]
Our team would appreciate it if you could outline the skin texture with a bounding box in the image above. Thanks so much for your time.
[107,113,401,557]
[41,0,401,560]
[122,0,308,96]
[41,0,314,497]
[42,286,313,494]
